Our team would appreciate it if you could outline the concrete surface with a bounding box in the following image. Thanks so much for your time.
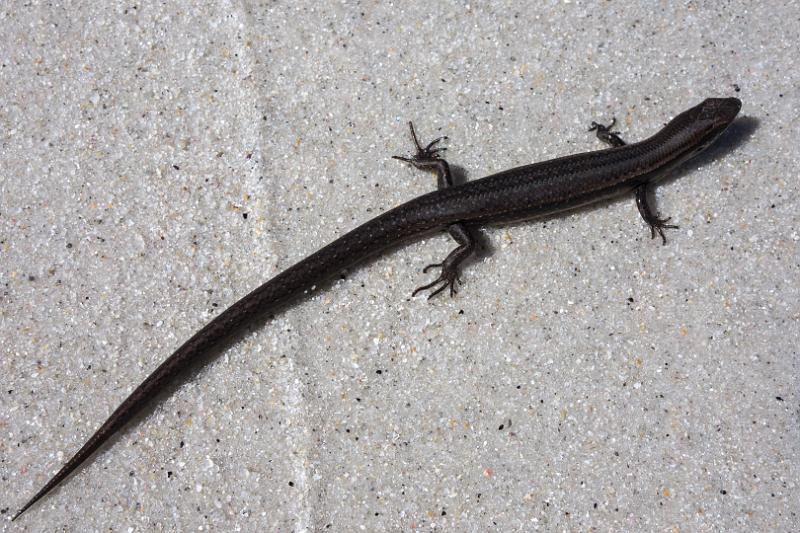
[1,2,797,531]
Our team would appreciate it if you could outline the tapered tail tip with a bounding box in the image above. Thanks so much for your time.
[11,490,44,521]
[11,506,28,521]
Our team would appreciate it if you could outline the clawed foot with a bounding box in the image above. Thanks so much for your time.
[648,217,679,245]
[589,118,625,148]
[392,122,448,166]
[412,261,462,299]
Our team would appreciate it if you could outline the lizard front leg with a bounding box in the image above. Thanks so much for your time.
[589,117,678,244]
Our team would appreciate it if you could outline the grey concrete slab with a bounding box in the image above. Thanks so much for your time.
[2,2,797,531]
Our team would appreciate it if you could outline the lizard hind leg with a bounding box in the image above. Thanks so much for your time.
[393,122,477,299]
[392,121,452,188]
[589,117,626,147]
[412,223,475,299]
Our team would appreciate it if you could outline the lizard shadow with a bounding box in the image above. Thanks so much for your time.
[44,114,758,503]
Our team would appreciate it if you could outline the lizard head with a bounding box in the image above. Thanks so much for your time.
[681,97,741,154]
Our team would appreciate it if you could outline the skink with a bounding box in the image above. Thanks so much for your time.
[13,97,741,520]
